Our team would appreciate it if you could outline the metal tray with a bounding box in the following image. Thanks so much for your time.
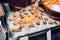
[3,3,60,40]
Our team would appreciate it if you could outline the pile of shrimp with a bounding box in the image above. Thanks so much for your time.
[42,0,60,8]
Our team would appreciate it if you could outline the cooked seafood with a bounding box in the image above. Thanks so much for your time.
[43,21,47,25]
[42,0,60,8]
[7,6,60,32]
[48,20,54,24]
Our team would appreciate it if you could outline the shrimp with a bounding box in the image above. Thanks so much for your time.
[56,0,60,4]
[51,0,57,4]
[8,17,14,21]
[43,0,60,8]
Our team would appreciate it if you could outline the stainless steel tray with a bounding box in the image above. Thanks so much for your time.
[3,3,60,40]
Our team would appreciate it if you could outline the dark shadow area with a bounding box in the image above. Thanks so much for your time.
[0,0,7,3]
[29,33,47,40]
[52,29,60,40]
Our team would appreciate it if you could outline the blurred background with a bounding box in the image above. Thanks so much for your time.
[0,0,7,3]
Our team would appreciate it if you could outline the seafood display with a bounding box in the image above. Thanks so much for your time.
[42,0,60,8]
[7,6,60,33]
[42,0,60,12]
